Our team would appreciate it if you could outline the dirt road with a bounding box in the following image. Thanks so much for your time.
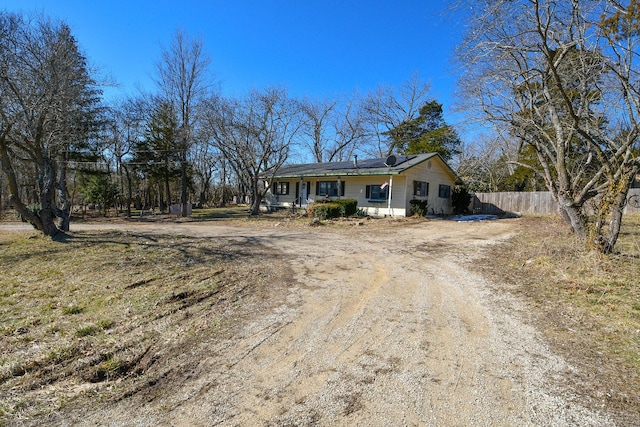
[11,218,612,425]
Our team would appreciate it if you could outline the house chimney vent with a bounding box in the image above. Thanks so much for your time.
[353,155,358,168]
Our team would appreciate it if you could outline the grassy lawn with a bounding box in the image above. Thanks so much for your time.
[479,214,640,422]
[64,205,255,222]
[0,226,293,421]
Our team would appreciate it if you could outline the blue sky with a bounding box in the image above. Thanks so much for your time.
[2,1,465,123]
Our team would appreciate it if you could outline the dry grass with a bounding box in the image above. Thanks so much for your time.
[0,228,293,423]
[478,214,640,424]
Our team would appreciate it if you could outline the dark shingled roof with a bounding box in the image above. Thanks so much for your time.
[265,153,445,178]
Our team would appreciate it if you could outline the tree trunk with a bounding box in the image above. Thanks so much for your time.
[249,179,263,216]
[58,203,71,232]
[123,164,132,217]
[1,133,61,237]
[37,160,61,237]
[198,187,206,209]
[200,172,212,208]
[593,166,639,254]
[180,154,188,216]
[250,197,262,215]
[220,160,227,207]
[556,193,587,243]
[600,194,626,254]
[39,205,60,237]
[57,152,71,232]
[164,174,171,212]
[1,132,42,231]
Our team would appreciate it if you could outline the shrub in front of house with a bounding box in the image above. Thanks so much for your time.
[309,202,340,219]
[334,198,358,217]
[452,186,472,214]
[309,198,358,219]
[409,199,429,216]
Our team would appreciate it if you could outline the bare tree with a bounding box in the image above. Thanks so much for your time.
[0,12,102,236]
[455,133,519,192]
[298,96,366,163]
[205,88,301,215]
[298,98,337,162]
[155,29,212,216]
[190,126,218,208]
[104,97,145,216]
[457,0,640,253]
[362,73,432,157]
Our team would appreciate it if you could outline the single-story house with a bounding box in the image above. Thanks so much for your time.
[262,153,459,217]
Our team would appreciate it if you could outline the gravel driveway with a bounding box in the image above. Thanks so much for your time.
[3,218,613,425]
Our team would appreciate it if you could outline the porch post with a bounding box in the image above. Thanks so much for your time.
[387,174,393,217]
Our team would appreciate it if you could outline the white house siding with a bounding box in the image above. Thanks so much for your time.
[400,157,455,215]
[266,176,406,216]
[342,175,408,217]
[264,156,456,217]
[265,182,297,207]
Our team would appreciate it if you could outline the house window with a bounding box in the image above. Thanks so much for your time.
[366,184,388,201]
[316,181,344,197]
[414,181,428,197]
[273,182,289,195]
[438,184,451,199]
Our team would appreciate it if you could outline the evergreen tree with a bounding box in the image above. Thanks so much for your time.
[132,101,182,210]
[385,101,461,161]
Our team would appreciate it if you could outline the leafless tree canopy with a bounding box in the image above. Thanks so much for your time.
[297,96,366,163]
[455,134,520,192]
[457,0,640,253]
[155,29,213,216]
[362,73,432,157]
[204,87,301,215]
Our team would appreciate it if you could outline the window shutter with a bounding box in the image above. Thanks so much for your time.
[315,182,319,195]
[341,181,345,196]
[366,185,370,198]
[295,182,299,199]
[413,181,418,196]
[426,182,429,196]
[271,182,276,194]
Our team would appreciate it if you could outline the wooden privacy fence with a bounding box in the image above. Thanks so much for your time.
[472,188,640,215]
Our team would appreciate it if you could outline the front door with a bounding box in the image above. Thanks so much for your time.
[300,181,308,206]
